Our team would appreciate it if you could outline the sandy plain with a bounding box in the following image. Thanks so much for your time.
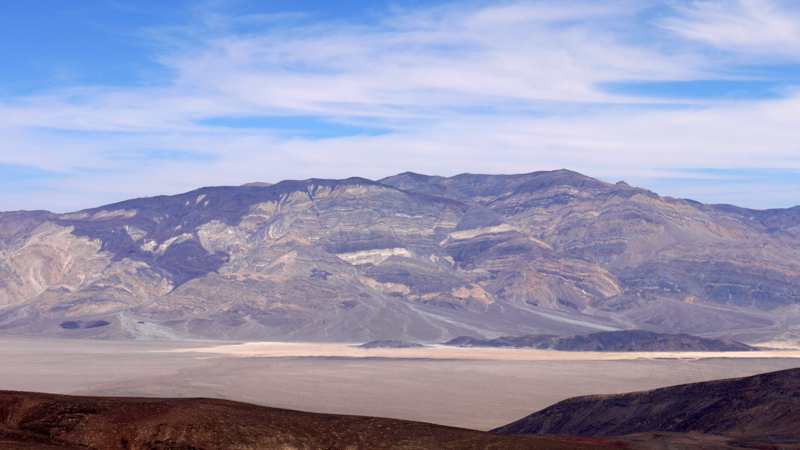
[2,337,799,431]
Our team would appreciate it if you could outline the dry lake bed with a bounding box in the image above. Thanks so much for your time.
[2,337,799,431]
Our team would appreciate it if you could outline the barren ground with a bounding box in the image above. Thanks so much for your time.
[1,337,799,431]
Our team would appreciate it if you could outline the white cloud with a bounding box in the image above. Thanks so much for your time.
[0,0,798,212]
[662,0,800,60]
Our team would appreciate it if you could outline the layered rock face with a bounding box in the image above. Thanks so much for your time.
[0,171,798,342]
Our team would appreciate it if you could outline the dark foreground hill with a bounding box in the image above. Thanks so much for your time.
[2,170,800,342]
[445,330,757,351]
[494,367,800,449]
[0,391,615,450]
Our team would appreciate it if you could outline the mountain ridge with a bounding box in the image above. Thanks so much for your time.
[1,170,798,342]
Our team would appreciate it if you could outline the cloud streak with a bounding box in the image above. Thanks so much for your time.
[663,0,800,60]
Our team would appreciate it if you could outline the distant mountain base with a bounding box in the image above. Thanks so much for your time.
[444,330,758,352]
[358,339,425,348]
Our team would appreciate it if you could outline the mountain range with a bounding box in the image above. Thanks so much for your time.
[1,170,798,342]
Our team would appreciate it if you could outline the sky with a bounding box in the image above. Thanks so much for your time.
[0,0,798,212]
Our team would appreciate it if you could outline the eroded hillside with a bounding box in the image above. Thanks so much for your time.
[1,170,798,342]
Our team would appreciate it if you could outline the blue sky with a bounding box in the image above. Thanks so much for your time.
[1,0,799,212]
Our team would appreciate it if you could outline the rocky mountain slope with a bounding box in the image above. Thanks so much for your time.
[0,391,612,450]
[0,170,798,342]
[444,330,757,351]
[493,367,800,449]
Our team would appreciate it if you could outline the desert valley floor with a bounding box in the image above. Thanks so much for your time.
[2,337,800,431]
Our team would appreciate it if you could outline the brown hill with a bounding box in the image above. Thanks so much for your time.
[493,367,800,448]
[1,170,799,342]
[0,391,615,450]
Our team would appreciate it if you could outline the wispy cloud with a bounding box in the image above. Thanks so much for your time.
[0,0,798,212]
[663,0,800,60]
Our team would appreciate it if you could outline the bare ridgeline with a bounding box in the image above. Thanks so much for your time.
[1,170,800,449]
[2,170,799,342]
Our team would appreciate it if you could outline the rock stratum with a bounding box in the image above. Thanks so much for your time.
[1,170,799,342]
[0,391,614,450]
[494,367,800,449]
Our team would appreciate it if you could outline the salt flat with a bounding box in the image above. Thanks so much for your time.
[2,337,799,430]
[170,341,800,360]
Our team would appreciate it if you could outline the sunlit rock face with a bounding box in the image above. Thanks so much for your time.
[0,171,799,342]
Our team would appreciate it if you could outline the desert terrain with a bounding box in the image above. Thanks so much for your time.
[2,337,799,431]
[0,390,617,450]
[496,367,800,448]
[3,171,800,345]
